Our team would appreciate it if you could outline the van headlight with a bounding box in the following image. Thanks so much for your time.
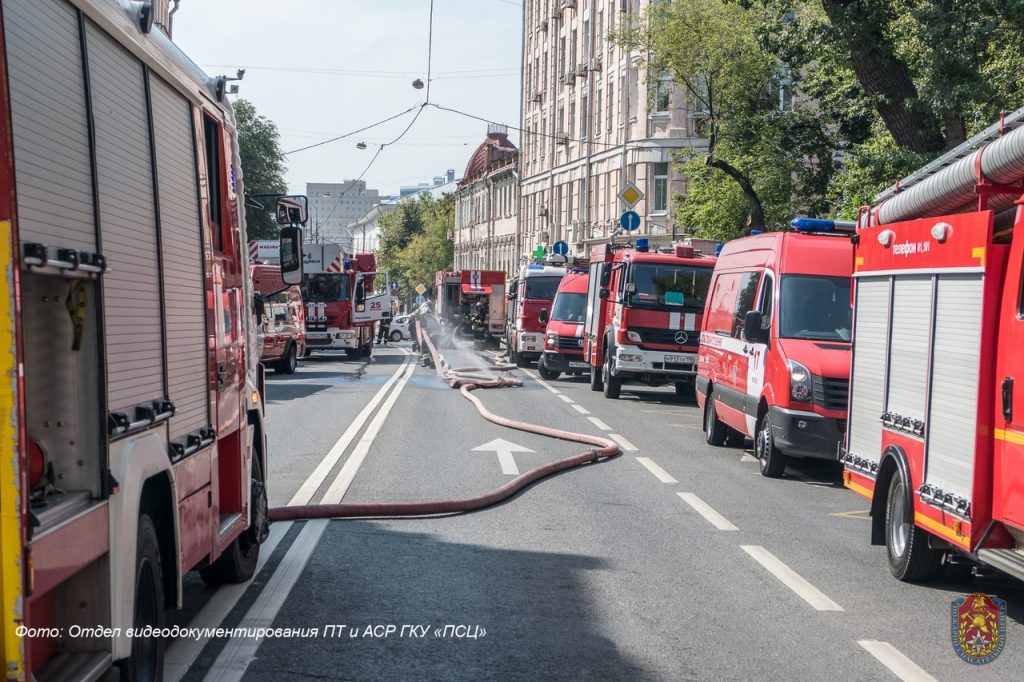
[546,332,558,348]
[789,360,812,402]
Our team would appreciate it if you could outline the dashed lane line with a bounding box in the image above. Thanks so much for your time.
[571,403,591,415]
[677,492,738,531]
[857,641,938,682]
[636,457,678,484]
[557,394,574,404]
[519,367,562,395]
[741,545,844,612]
[588,416,613,432]
[609,433,639,452]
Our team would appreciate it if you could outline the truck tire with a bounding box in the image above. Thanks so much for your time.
[602,347,622,399]
[514,347,530,368]
[124,514,165,682]
[674,381,693,402]
[537,357,560,380]
[200,453,265,586]
[277,343,298,375]
[755,413,787,477]
[703,389,729,446]
[590,361,603,391]
[885,473,941,582]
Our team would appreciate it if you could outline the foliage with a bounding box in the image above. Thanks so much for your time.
[233,99,287,240]
[376,193,454,301]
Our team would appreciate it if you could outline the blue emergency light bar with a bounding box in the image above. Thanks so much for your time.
[790,217,857,233]
[343,259,352,269]
[527,263,545,270]
[636,237,650,252]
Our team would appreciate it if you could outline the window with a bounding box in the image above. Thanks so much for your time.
[581,94,589,138]
[652,162,668,212]
[202,114,225,252]
[567,181,574,223]
[559,37,566,78]
[302,274,351,302]
[757,273,774,329]
[653,73,671,112]
[569,98,576,138]
[732,272,763,338]
[557,105,564,135]
[779,275,852,341]
[571,29,577,71]
[551,292,587,321]
[627,264,713,312]
[595,88,602,136]
[525,277,561,299]
[607,81,615,131]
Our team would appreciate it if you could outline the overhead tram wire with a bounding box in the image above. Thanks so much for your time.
[284,105,419,155]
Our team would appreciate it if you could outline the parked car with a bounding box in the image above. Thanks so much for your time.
[389,315,411,341]
[696,221,854,477]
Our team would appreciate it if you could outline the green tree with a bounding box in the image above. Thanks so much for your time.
[234,99,287,240]
[376,193,454,301]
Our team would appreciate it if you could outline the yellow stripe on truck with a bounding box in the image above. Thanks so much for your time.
[994,427,1024,446]
[0,219,24,680]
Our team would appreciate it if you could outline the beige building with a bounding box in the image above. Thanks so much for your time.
[454,126,520,276]
[518,0,707,258]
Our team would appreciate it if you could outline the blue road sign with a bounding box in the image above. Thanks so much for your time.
[620,210,641,232]
[415,294,425,305]
[552,240,569,256]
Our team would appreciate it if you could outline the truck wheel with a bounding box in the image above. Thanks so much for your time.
[703,390,729,446]
[200,453,265,586]
[515,349,530,368]
[674,381,694,402]
[755,413,787,477]
[278,344,298,375]
[885,473,941,582]
[125,514,165,682]
[590,360,603,391]
[602,349,622,399]
[537,359,560,381]
[390,330,402,342]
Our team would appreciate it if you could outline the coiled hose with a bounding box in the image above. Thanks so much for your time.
[268,315,620,521]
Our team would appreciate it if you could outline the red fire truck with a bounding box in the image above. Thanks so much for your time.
[0,0,303,677]
[435,269,506,344]
[585,238,716,400]
[538,268,590,380]
[300,243,389,358]
[506,263,565,366]
[846,106,1024,583]
[251,264,305,374]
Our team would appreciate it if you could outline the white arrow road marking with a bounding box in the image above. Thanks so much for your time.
[473,438,534,475]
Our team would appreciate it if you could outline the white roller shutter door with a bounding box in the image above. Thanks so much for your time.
[848,277,889,462]
[886,276,932,421]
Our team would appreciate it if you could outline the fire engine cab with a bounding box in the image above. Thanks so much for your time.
[846,105,1024,583]
[0,0,304,676]
[585,238,716,400]
[506,263,565,366]
[435,269,506,344]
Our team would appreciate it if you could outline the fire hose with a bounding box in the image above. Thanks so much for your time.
[267,315,620,521]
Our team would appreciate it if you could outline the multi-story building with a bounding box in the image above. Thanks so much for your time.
[347,175,459,255]
[518,0,707,258]
[306,180,381,247]
[400,169,456,197]
[454,125,520,276]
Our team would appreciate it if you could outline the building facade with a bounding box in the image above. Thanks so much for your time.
[306,180,381,248]
[518,0,707,259]
[454,126,520,276]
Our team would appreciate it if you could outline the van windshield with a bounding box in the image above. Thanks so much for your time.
[779,275,852,341]
[550,292,587,322]
[301,274,350,302]
[525,276,562,300]
[627,263,713,312]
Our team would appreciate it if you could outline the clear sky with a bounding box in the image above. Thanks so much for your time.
[172,0,523,197]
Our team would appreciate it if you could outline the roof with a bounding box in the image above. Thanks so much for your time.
[459,132,518,186]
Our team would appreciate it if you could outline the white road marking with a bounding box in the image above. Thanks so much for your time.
[858,641,938,682]
[557,394,574,403]
[609,433,639,452]
[520,367,562,394]
[472,438,533,475]
[169,354,412,682]
[636,457,678,483]
[571,404,590,415]
[588,417,612,431]
[203,360,418,681]
[677,492,737,530]
[740,454,758,463]
[741,545,844,612]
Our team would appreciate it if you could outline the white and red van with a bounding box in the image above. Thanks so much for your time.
[251,263,305,374]
[697,221,854,477]
[538,268,590,380]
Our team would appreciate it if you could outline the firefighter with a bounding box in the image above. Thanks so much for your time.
[376,316,391,345]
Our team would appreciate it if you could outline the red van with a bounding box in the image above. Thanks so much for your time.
[696,221,854,476]
[252,264,306,374]
[538,269,589,380]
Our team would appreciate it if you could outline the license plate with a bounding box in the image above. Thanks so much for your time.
[665,354,695,365]
[307,332,329,340]
[569,362,589,369]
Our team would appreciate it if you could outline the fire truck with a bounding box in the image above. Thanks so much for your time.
[300,243,389,358]
[435,270,506,344]
[585,238,716,400]
[506,263,566,366]
[846,106,1024,583]
[0,0,304,678]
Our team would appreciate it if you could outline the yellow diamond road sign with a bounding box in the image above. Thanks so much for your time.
[618,182,644,208]
[415,284,427,295]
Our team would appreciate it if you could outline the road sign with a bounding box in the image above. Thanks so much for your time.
[470,270,482,289]
[618,181,644,208]
[620,210,641,232]
[415,294,425,306]
[532,245,545,260]
[552,240,569,256]
[415,283,427,295]
[472,438,534,475]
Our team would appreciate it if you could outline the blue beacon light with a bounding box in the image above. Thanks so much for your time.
[790,217,836,232]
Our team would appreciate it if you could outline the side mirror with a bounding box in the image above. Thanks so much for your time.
[280,225,303,285]
[253,294,265,322]
[599,267,611,287]
[539,308,549,324]
[599,287,610,300]
[275,195,308,226]
[743,310,767,343]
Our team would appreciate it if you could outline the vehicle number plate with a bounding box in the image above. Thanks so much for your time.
[568,362,589,369]
[665,354,695,365]
[306,332,329,340]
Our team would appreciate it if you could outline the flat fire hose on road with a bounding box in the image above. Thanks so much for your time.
[267,315,621,521]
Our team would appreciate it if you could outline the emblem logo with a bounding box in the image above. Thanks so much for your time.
[578,338,584,347]
[952,593,1006,664]
[674,331,688,345]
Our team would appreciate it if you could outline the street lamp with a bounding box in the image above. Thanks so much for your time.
[412,78,424,90]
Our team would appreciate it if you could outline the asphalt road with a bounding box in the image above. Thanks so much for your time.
[168,338,1024,681]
